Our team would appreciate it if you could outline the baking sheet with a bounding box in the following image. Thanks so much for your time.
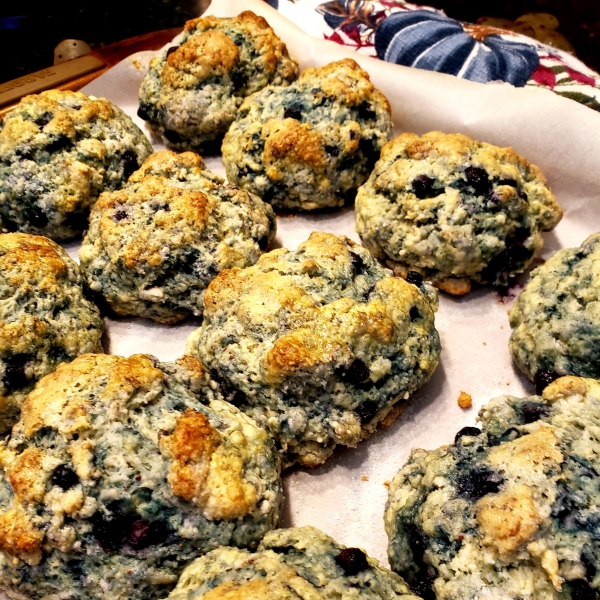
[61,0,600,567]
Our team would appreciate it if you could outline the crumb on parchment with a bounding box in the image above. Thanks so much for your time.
[458,391,473,409]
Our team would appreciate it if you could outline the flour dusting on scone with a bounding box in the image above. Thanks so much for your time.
[385,376,600,599]
[510,233,600,393]
[222,59,393,210]
[0,353,282,600]
[0,90,152,240]
[187,232,440,468]
[0,233,103,432]
[79,150,276,324]
[168,525,422,600]
[356,131,562,294]
[138,11,298,150]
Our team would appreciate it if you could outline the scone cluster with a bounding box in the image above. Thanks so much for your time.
[0,233,103,432]
[0,90,152,240]
[0,7,579,600]
[0,354,282,600]
[223,58,393,210]
[386,376,600,599]
[356,131,562,294]
[138,11,299,149]
[79,150,276,324]
[188,232,441,467]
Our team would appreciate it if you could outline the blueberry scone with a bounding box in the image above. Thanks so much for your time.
[0,233,103,433]
[0,90,152,240]
[168,525,422,599]
[187,232,440,468]
[138,11,298,150]
[222,58,393,211]
[510,233,600,394]
[79,150,276,324]
[356,131,562,295]
[385,375,600,599]
[0,353,282,600]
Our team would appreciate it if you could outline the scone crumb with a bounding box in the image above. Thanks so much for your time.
[361,475,369,482]
[457,391,473,409]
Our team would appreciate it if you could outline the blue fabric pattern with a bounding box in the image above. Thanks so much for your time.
[375,10,539,87]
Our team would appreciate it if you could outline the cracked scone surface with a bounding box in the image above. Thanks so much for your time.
[510,233,600,391]
[385,375,600,599]
[0,233,103,433]
[138,11,298,149]
[222,58,393,211]
[79,151,276,324]
[0,90,152,240]
[187,232,440,468]
[168,525,422,600]
[0,353,282,600]
[355,132,562,294]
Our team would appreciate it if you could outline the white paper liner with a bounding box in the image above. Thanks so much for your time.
[5,0,600,588]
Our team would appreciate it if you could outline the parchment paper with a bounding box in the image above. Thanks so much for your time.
[64,0,600,566]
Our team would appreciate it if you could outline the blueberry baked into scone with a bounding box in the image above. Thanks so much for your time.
[138,11,298,150]
[168,525,422,599]
[355,131,562,295]
[187,232,440,468]
[0,90,152,240]
[79,150,276,324]
[510,233,600,394]
[385,375,600,599]
[0,353,282,600]
[222,58,393,211]
[0,233,103,433]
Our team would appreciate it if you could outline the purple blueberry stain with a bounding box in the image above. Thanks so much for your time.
[121,150,139,180]
[534,369,560,395]
[457,465,504,500]
[51,464,80,490]
[113,208,128,222]
[412,176,439,200]
[283,105,302,120]
[335,547,370,576]
[465,167,491,195]
[454,426,481,443]
[405,271,423,286]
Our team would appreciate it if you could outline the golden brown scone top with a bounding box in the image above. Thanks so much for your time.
[0,90,116,150]
[0,352,279,570]
[0,233,76,293]
[162,11,298,90]
[299,58,391,113]
[129,149,207,181]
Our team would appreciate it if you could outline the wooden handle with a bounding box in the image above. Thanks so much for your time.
[0,55,106,108]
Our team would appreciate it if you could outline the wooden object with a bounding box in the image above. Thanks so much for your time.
[0,27,182,115]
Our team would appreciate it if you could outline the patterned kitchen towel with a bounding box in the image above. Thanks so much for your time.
[266,0,600,112]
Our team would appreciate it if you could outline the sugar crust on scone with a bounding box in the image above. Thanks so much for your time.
[187,232,440,468]
[0,90,152,240]
[355,131,562,294]
[138,11,298,149]
[0,353,282,600]
[222,58,393,211]
[168,525,421,600]
[79,150,276,324]
[0,233,104,433]
[385,376,600,599]
[509,233,600,390]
